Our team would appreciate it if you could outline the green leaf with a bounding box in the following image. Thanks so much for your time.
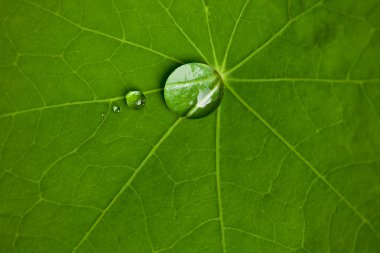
[0,0,379,252]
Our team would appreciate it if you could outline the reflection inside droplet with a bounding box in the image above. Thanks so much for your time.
[112,105,120,113]
[126,91,146,110]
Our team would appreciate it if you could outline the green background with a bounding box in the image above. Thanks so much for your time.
[0,0,380,252]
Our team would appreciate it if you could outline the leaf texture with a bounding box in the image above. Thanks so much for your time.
[0,0,380,252]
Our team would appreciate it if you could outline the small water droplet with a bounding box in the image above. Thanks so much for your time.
[126,91,146,110]
[164,63,223,119]
[112,105,120,113]
[101,113,105,117]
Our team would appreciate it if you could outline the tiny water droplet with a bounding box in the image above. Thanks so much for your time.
[126,91,146,110]
[112,105,120,113]
[164,63,223,119]
[101,113,105,117]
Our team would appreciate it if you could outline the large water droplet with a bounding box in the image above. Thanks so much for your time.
[164,63,223,119]
[126,91,146,110]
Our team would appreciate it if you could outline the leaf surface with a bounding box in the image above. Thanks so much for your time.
[0,0,380,252]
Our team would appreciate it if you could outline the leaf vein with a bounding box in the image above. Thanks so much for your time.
[225,77,380,84]
[224,1,324,75]
[225,82,380,238]
[221,0,251,71]
[154,0,210,64]
[224,227,295,251]
[23,0,183,64]
[216,107,227,253]
[201,0,219,68]
[0,88,163,119]
[71,117,183,252]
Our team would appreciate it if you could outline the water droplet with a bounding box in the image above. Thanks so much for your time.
[101,113,105,117]
[126,91,146,110]
[112,105,120,113]
[164,63,223,119]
